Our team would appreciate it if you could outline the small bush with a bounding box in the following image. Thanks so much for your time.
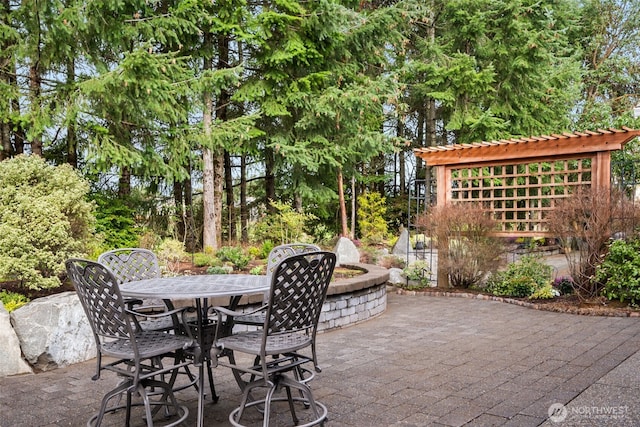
[251,201,316,245]
[553,276,575,295]
[401,261,432,290]
[207,265,232,275]
[416,203,503,288]
[216,246,250,270]
[529,283,558,300]
[485,255,553,298]
[596,238,640,305]
[357,192,389,244]
[0,290,30,312]
[157,239,187,273]
[250,265,264,275]
[193,253,219,268]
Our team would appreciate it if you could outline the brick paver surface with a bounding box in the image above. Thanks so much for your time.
[1,291,639,426]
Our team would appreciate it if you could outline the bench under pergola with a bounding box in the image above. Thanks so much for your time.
[414,127,640,239]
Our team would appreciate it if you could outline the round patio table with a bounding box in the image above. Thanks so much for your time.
[120,274,270,427]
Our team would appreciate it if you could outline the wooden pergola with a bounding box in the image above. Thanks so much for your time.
[414,127,640,238]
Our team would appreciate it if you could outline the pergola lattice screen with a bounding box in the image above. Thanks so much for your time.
[414,128,640,239]
[449,157,592,234]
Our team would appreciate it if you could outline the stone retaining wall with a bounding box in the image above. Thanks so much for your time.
[233,262,390,333]
[319,282,387,331]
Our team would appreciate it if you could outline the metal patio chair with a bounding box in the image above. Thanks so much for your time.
[212,251,336,427]
[233,243,321,327]
[99,248,215,401]
[65,258,196,427]
[97,248,174,332]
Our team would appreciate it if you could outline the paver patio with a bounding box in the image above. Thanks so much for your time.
[1,290,639,426]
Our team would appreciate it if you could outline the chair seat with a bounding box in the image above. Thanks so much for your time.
[217,330,312,356]
[102,331,194,359]
[232,313,266,326]
[138,316,177,332]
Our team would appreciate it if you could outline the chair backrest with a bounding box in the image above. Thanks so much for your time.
[66,258,138,347]
[264,251,336,338]
[98,248,161,284]
[266,243,321,279]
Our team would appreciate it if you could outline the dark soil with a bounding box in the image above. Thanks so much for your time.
[408,286,640,317]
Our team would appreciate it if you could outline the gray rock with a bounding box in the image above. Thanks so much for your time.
[388,268,406,285]
[392,227,410,255]
[11,292,95,371]
[0,303,32,377]
[333,237,360,265]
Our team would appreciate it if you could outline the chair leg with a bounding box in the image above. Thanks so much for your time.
[228,373,327,427]
[89,379,132,427]
[206,359,219,402]
[284,384,299,425]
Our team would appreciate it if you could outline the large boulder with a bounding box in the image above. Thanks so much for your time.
[333,237,360,265]
[11,292,95,371]
[0,303,32,377]
[392,227,410,256]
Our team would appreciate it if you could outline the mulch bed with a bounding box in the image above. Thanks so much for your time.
[393,286,640,317]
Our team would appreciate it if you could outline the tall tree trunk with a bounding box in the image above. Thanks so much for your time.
[224,152,236,243]
[215,31,230,246]
[424,11,436,204]
[118,166,131,197]
[183,172,195,252]
[213,153,224,245]
[350,175,356,239]
[174,179,185,243]
[1,0,12,159]
[337,168,349,237]
[66,58,77,168]
[202,31,217,250]
[240,154,248,243]
[175,166,196,252]
[265,147,276,213]
[416,105,425,180]
[397,118,406,195]
[29,63,42,156]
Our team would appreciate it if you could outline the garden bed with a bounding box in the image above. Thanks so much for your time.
[393,286,640,317]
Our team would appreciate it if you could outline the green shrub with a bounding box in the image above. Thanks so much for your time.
[216,246,250,270]
[206,265,231,275]
[0,155,95,291]
[157,239,187,273]
[92,194,139,252]
[357,192,389,244]
[0,290,30,312]
[260,240,275,259]
[401,261,432,290]
[596,239,640,305]
[553,276,575,295]
[193,252,219,268]
[485,255,553,298]
[251,201,315,245]
[250,265,264,275]
[529,283,558,300]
